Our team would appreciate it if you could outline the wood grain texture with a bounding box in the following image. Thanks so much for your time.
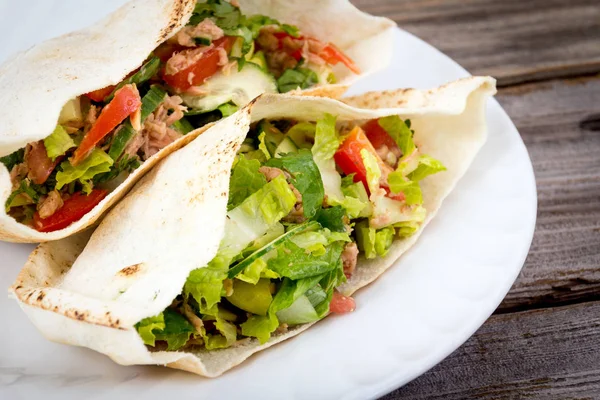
[495,77,600,312]
[353,0,600,86]
[385,301,600,399]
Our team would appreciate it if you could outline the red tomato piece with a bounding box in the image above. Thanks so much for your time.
[25,141,61,185]
[334,127,405,202]
[72,84,141,165]
[162,37,235,91]
[363,119,401,155]
[329,291,356,314]
[84,86,116,102]
[32,189,108,232]
[318,43,360,74]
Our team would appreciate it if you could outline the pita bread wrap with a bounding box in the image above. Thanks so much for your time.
[0,0,394,243]
[10,76,496,377]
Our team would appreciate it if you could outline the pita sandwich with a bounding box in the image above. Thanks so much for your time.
[10,76,496,377]
[0,0,394,242]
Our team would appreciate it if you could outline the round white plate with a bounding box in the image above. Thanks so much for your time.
[0,1,536,399]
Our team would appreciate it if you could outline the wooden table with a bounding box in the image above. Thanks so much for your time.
[353,0,600,398]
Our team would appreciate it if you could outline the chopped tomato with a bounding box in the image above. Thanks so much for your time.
[162,36,235,91]
[318,43,360,74]
[84,86,116,102]
[363,119,401,155]
[72,84,141,165]
[329,291,356,314]
[25,141,61,185]
[334,127,405,201]
[32,189,108,232]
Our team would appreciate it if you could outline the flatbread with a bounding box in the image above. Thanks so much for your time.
[10,76,497,377]
[0,0,394,243]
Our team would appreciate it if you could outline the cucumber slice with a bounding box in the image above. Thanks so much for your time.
[181,63,277,114]
[274,136,298,158]
[227,222,320,279]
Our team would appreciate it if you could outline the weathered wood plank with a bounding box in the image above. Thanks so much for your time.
[353,0,600,86]
[494,76,600,312]
[384,300,600,399]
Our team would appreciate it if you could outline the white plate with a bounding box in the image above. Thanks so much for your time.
[0,1,537,399]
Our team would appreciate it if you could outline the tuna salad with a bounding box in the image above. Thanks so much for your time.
[1,0,359,232]
[135,113,446,351]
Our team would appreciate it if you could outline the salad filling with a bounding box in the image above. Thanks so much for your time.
[135,114,446,351]
[1,0,358,232]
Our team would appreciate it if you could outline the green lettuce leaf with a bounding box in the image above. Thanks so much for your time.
[236,257,279,284]
[220,174,297,260]
[370,196,427,229]
[360,148,382,194]
[43,125,75,161]
[200,304,238,350]
[408,155,447,181]
[240,313,279,344]
[386,174,423,205]
[154,309,195,351]
[312,114,340,162]
[355,221,395,259]
[314,206,346,232]
[377,116,415,158]
[228,156,267,210]
[268,241,344,280]
[184,260,228,309]
[277,68,318,93]
[258,132,272,160]
[312,114,345,203]
[0,148,24,171]
[340,179,371,218]
[266,150,324,219]
[135,314,165,347]
[56,149,113,191]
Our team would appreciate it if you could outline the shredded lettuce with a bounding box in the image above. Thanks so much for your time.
[314,206,346,232]
[240,313,279,344]
[136,310,195,351]
[340,178,371,218]
[408,155,447,181]
[236,257,279,284]
[135,314,165,347]
[184,260,228,309]
[312,114,340,161]
[221,174,296,259]
[0,148,24,171]
[355,221,395,259]
[258,132,272,160]
[370,196,427,229]
[200,304,238,350]
[268,241,344,280]
[377,116,415,158]
[312,114,345,204]
[228,156,267,210]
[56,149,113,191]
[360,149,382,195]
[266,150,324,219]
[277,68,318,93]
[43,125,75,161]
[387,174,423,205]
